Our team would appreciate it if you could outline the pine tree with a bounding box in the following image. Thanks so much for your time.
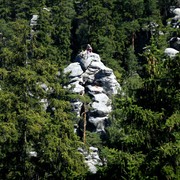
[0,5,87,178]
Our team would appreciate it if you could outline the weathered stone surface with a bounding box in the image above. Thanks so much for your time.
[89,61,105,70]
[82,72,95,83]
[64,62,83,77]
[86,85,103,94]
[90,93,112,116]
[95,73,121,95]
[69,76,83,83]
[78,146,102,174]
[164,48,179,57]
[76,51,101,70]
[40,98,48,110]
[89,116,108,132]
[91,102,111,116]
[67,81,84,94]
[169,37,180,51]
[28,151,37,157]
[173,8,180,15]
[30,15,38,26]
[170,8,180,28]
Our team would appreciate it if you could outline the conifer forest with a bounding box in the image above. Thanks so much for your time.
[0,0,179,179]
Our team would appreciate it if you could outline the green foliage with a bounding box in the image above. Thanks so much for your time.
[0,4,88,178]
[85,131,103,148]
[98,147,145,180]
[101,95,180,179]
[0,0,179,179]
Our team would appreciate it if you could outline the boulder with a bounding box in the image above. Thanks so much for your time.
[30,15,38,26]
[164,48,179,57]
[67,81,84,94]
[28,151,37,157]
[64,62,83,77]
[173,8,180,15]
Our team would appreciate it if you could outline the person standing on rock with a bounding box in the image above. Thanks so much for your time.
[86,44,92,54]
[79,44,92,58]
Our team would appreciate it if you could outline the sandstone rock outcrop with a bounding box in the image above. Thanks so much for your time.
[64,47,120,173]
[64,49,120,132]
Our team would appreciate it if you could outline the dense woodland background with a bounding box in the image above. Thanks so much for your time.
[0,0,179,179]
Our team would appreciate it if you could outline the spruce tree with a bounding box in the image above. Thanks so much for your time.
[0,4,87,179]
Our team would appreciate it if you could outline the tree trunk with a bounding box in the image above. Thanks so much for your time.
[132,32,135,50]
[83,110,86,144]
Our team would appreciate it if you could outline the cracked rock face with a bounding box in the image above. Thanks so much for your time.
[64,51,121,132]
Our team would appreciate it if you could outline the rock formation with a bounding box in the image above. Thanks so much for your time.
[171,8,180,28]
[30,15,38,27]
[64,45,120,173]
[78,147,103,174]
[169,37,180,51]
[164,47,179,58]
[64,46,121,133]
